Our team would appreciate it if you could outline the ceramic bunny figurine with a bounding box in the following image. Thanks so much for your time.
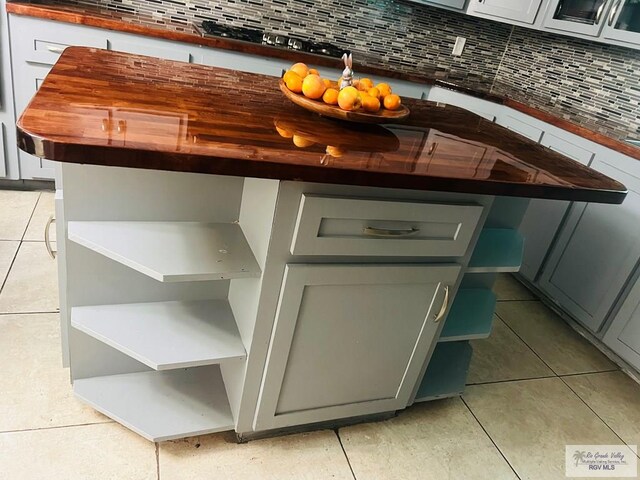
[339,53,353,90]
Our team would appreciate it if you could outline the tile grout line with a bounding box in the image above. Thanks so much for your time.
[20,192,42,243]
[334,429,358,480]
[466,369,622,387]
[0,242,21,297]
[0,420,115,435]
[494,308,562,377]
[558,376,639,459]
[460,397,522,480]
[155,442,160,480]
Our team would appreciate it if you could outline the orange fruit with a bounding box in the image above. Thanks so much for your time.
[368,87,381,99]
[322,88,339,105]
[290,62,309,78]
[283,70,303,93]
[338,86,362,111]
[292,135,315,148]
[322,78,331,88]
[360,78,374,90]
[276,126,293,138]
[362,95,381,113]
[326,145,345,158]
[308,68,319,76]
[376,83,392,98]
[302,74,326,100]
[383,94,402,110]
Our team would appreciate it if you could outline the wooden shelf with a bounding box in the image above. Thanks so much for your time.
[414,341,473,403]
[71,300,246,371]
[439,289,496,342]
[73,367,234,442]
[67,221,261,282]
[467,228,524,273]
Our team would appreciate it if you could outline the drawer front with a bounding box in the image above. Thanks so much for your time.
[291,194,484,257]
[11,16,108,66]
[498,114,544,142]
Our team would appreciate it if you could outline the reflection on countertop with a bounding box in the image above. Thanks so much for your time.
[16,47,626,204]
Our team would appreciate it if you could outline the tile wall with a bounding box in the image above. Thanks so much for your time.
[33,0,640,138]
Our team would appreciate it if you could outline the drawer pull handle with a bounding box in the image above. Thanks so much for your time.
[363,226,420,237]
[434,285,449,323]
[45,215,57,259]
[46,45,67,54]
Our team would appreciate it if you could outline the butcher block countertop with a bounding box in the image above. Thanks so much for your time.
[16,47,626,204]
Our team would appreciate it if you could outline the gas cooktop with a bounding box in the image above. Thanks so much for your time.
[198,20,347,59]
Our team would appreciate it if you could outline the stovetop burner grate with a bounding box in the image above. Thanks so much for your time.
[199,20,348,59]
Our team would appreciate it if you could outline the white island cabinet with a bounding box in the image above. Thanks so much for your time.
[604,272,640,372]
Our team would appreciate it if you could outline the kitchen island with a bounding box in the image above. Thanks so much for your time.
[17,47,627,442]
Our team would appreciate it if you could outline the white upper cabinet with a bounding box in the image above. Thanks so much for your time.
[602,0,640,46]
[543,0,613,36]
[468,0,544,24]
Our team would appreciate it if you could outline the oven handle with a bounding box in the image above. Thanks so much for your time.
[608,0,622,26]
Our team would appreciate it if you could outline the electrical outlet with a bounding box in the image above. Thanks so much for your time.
[452,37,466,56]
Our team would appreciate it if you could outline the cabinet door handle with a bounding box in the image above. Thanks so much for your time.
[363,226,420,237]
[434,285,450,323]
[427,142,437,156]
[45,215,57,259]
[608,0,621,25]
[46,45,66,54]
[595,0,607,24]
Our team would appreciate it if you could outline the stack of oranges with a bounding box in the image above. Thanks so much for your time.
[282,62,402,113]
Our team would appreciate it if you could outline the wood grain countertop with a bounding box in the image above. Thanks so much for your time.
[7,1,640,162]
[16,47,627,204]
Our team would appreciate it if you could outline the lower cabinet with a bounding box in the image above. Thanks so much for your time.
[254,263,460,431]
[604,274,640,371]
[539,155,640,332]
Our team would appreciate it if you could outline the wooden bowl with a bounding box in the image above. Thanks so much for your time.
[279,79,410,124]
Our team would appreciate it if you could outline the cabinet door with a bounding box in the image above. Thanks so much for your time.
[602,0,640,46]
[108,38,193,63]
[15,63,56,180]
[603,273,640,371]
[469,0,543,23]
[0,122,6,178]
[518,133,596,282]
[539,154,640,332]
[254,263,460,431]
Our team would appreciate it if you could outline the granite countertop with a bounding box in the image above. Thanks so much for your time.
[17,47,626,204]
[6,0,640,161]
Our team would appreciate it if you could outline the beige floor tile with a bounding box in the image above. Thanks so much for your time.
[0,423,156,480]
[339,398,518,480]
[497,301,616,375]
[0,241,20,287]
[0,313,109,431]
[0,241,59,313]
[23,191,56,241]
[464,378,630,480]
[494,273,536,301]
[467,316,554,384]
[160,429,352,480]
[0,190,40,241]
[564,371,640,447]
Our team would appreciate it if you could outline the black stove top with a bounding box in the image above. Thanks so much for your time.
[199,20,347,59]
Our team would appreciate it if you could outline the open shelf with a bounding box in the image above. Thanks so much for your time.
[414,341,473,403]
[67,221,261,282]
[467,228,524,273]
[73,366,234,442]
[439,289,496,342]
[71,300,246,371]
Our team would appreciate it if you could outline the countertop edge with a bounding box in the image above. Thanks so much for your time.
[7,2,639,162]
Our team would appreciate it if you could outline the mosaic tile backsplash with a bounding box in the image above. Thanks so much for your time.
[31,0,640,138]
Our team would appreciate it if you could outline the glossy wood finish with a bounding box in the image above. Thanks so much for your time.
[17,47,626,203]
[279,80,410,124]
[7,1,640,162]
